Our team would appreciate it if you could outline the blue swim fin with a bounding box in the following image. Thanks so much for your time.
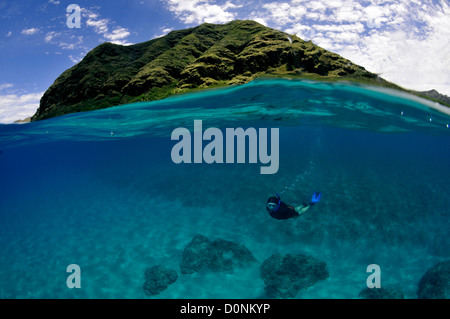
[310,192,321,204]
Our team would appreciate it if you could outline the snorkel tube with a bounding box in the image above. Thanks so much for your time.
[274,193,281,212]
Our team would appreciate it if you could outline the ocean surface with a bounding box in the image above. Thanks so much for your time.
[0,78,449,299]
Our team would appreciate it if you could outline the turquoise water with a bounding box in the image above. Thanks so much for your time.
[0,79,449,298]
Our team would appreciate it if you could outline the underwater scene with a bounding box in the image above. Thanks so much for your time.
[0,79,449,299]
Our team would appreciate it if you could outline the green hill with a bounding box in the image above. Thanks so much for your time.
[31,20,443,121]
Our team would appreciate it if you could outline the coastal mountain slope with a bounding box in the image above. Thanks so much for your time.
[30,20,405,121]
[416,89,450,106]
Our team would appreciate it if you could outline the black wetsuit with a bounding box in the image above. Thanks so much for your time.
[267,201,299,220]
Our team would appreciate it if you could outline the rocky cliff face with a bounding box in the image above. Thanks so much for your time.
[415,89,450,106]
[32,20,376,121]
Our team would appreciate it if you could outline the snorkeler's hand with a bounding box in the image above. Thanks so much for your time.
[310,192,321,204]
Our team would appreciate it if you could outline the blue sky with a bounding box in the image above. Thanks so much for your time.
[0,0,449,123]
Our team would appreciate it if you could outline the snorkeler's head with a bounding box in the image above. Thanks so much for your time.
[266,195,281,212]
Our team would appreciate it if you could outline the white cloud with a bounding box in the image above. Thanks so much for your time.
[306,0,326,12]
[350,15,449,94]
[69,54,83,64]
[86,17,110,34]
[251,17,268,26]
[6,31,12,37]
[336,1,450,95]
[104,27,133,45]
[21,28,39,35]
[0,92,43,124]
[254,0,450,95]
[45,31,60,43]
[165,0,242,24]
[0,83,14,91]
[152,27,174,39]
[162,27,174,34]
[83,8,132,45]
[104,27,130,41]
[83,8,109,34]
[58,36,83,50]
[262,2,298,25]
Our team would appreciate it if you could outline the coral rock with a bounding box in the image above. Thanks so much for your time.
[143,265,178,296]
[180,234,257,274]
[359,287,404,299]
[417,260,450,299]
[260,253,328,298]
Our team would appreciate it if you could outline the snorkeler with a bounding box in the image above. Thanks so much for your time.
[266,192,321,220]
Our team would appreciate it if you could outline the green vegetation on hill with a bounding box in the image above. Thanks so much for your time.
[31,20,448,121]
